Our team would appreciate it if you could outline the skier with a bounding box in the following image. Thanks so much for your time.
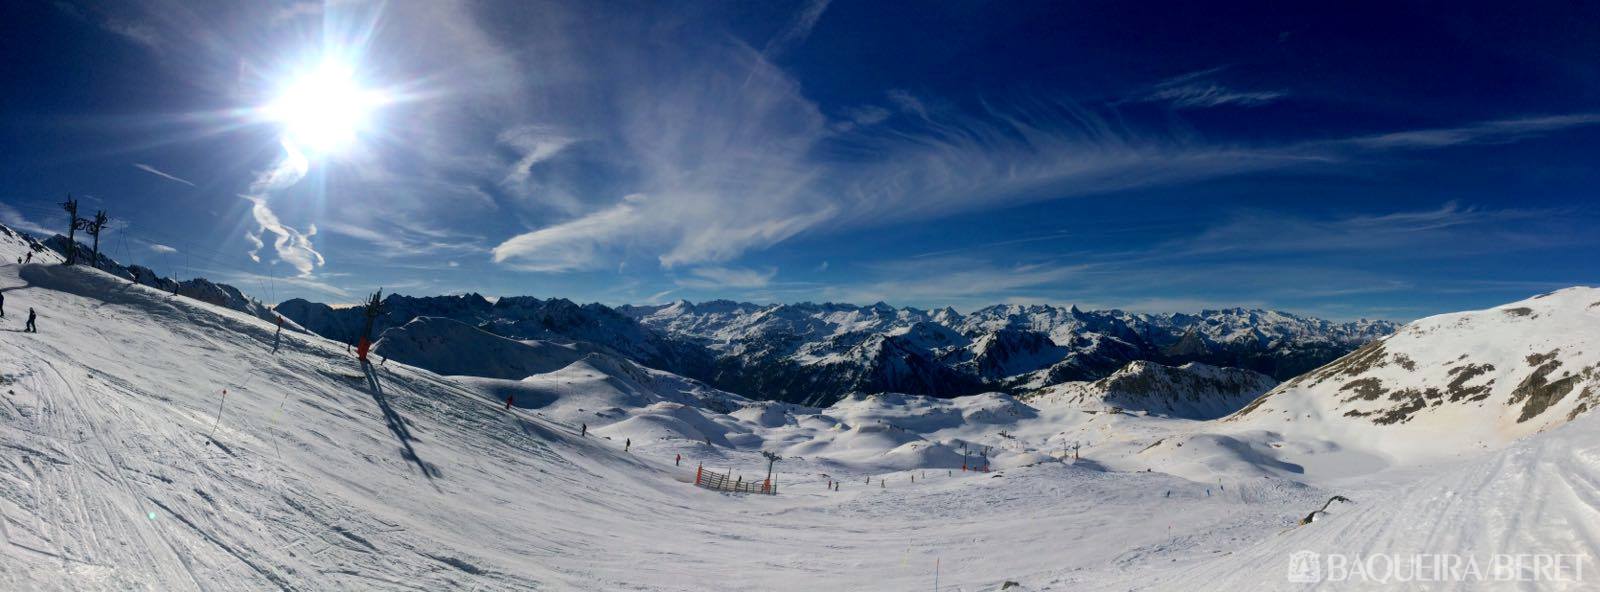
[271,315,283,353]
[504,394,515,410]
[624,438,631,452]
[25,308,37,333]
[675,453,681,466]
[580,423,587,437]
[1,290,5,317]
[24,252,31,263]
[355,335,372,364]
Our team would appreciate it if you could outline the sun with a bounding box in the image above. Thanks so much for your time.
[265,60,386,155]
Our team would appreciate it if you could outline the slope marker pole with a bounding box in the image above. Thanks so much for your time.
[207,389,229,440]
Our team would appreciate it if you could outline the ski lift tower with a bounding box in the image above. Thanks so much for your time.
[761,450,781,493]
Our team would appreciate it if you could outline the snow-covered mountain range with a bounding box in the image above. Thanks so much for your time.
[279,294,1395,405]
[6,221,1599,591]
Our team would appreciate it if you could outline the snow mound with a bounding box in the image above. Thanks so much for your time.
[450,352,752,445]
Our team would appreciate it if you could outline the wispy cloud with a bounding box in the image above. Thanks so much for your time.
[217,270,350,299]
[1175,201,1575,257]
[1337,114,1600,150]
[763,0,832,57]
[132,163,196,186]
[322,218,486,259]
[884,89,930,119]
[499,126,574,188]
[677,265,778,289]
[821,256,1085,307]
[243,194,323,276]
[1141,67,1287,109]
[0,203,53,236]
[52,1,162,50]
[148,243,178,254]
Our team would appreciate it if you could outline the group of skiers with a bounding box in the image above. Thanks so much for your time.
[4,251,38,332]
[0,291,38,332]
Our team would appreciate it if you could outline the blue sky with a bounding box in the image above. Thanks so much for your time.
[2,0,1596,320]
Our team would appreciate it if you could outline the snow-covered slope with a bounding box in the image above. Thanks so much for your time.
[1028,361,1278,419]
[0,256,684,589]
[1229,287,1600,462]
[371,315,596,379]
[1154,411,1600,591]
[21,229,299,331]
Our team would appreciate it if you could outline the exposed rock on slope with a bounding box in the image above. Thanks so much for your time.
[1232,287,1600,450]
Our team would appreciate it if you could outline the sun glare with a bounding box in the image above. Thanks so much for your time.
[265,60,385,155]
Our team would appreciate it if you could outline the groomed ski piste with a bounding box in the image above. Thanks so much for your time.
[2,230,1598,591]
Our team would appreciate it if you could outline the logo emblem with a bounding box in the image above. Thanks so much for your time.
[1288,550,1322,583]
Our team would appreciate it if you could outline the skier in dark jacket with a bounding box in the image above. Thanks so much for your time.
[25,308,37,333]
[1,290,5,318]
[624,438,631,452]
[580,423,587,437]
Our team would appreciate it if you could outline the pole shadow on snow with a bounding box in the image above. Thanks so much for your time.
[361,362,440,481]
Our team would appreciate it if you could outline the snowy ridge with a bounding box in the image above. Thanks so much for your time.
[1028,361,1278,419]
[0,224,297,331]
[281,293,716,381]
[371,315,597,380]
[1230,287,1600,461]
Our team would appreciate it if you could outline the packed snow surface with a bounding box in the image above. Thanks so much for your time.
[1,229,1596,590]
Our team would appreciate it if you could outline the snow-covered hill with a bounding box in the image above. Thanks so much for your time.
[0,224,295,330]
[371,316,597,379]
[1028,361,1277,419]
[281,293,717,382]
[1228,287,1600,462]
